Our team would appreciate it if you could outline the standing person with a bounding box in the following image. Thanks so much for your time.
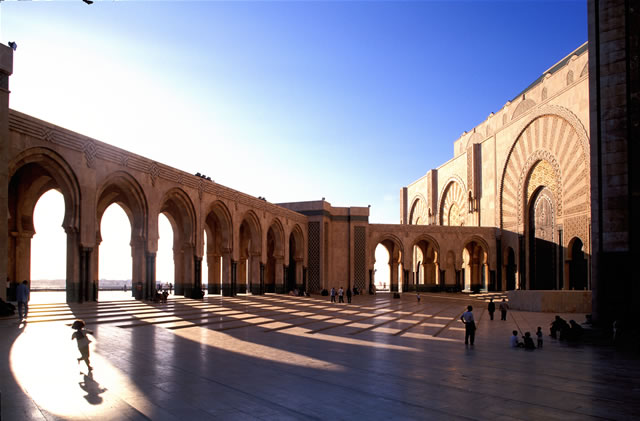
[417,293,421,303]
[71,320,93,372]
[499,298,509,321]
[488,298,496,320]
[346,287,352,303]
[460,305,476,346]
[16,280,29,322]
[169,283,173,294]
[330,287,336,303]
[536,326,543,348]
[338,286,344,303]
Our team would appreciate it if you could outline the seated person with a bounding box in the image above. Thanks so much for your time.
[522,332,536,349]
[567,320,584,341]
[510,330,523,348]
[550,315,569,339]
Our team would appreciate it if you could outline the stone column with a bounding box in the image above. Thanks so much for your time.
[295,257,304,291]
[237,259,247,294]
[230,260,237,296]
[221,252,232,296]
[259,262,265,295]
[14,232,33,285]
[131,236,147,299]
[208,253,221,294]
[274,258,284,294]
[65,227,81,303]
[79,247,93,303]
[250,253,261,294]
[0,44,12,301]
[389,261,399,292]
[146,252,156,298]
[194,256,202,296]
[173,248,184,296]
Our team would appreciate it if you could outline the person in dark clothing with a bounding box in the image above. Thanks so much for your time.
[567,320,584,341]
[460,305,476,346]
[550,315,569,339]
[346,287,352,303]
[523,332,536,350]
[488,298,496,320]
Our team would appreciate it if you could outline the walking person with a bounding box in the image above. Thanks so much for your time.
[346,287,352,303]
[460,305,476,346]
[71,319,94,372]
[488,298,495,320]
[330,287,336,303]
[16,280,30,322]
[417,293,421,303]
[338,286,344,303]
[499,298,509,321]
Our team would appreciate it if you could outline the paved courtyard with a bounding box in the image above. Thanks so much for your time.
[1,292,639,420]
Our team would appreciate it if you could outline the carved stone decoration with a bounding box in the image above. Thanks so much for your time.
[149,162,160,186]
[198,178,204,199]
[517,150,563,229]
[40,127,56,143]
[120,153,129,168]
[83,140,97,168]
[498,107,590,232]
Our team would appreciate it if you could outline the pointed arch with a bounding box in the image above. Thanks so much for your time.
[439,178,466,226]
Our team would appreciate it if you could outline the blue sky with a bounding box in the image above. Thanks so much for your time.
[1,0,587,281]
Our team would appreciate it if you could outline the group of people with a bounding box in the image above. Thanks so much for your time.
[329,286,358,303]
[511,328,544,350]
[550,315,584,341]
[487,298,510,321]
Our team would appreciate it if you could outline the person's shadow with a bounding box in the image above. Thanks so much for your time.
[78,372,107,405]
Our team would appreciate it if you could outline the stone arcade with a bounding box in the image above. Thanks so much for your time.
[0,0,638,331]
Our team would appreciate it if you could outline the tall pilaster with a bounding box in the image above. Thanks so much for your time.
[0,45,13,301]
[588,0,640,332]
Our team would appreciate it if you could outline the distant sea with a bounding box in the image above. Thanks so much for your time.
[30,279,140,290]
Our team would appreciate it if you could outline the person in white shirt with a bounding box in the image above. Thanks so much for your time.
[460,305,476,345]
[510,330,523,348]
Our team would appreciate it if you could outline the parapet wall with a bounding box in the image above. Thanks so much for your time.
[507,290,592,313]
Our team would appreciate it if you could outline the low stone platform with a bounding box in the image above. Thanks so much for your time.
[0,292,638,420]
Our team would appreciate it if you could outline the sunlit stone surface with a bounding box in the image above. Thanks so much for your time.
[1,292,639,420]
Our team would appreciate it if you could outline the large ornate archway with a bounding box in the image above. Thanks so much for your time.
[499,107,590,290]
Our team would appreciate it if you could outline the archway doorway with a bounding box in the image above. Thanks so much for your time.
[238,212,261,295]
[156,213,174,294]
[204,202,232,295]
[373,239,402,292]
[528,187,556,289]
[462,241,488,293]
[97,204,132,296]
[412,238,438,292]
[8,151,80,302]
[30,190,66,293]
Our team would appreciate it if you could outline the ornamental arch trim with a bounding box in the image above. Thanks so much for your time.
[9,147,81,232]
[96,171,149,241]
[438,176,467,226]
